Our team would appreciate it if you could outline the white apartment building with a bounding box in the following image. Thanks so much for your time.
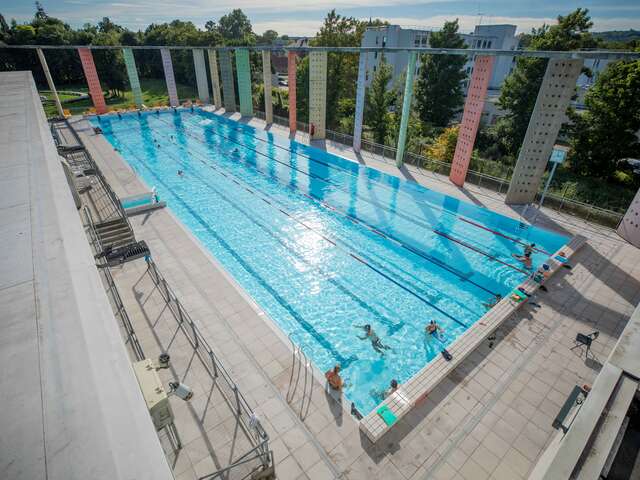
[361,24,519,90]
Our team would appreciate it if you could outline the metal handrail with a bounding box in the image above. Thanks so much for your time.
[144,258,271,470]
[83,205,145,361]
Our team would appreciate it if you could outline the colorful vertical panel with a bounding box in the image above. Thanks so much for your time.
[235,49,253,116]
[37,48,64,117]
[395,51,417,167]
[308,51,327,140]
[288,51,297,133]
[160,48,179,107]
[617,187,640,248]
[207,49,222,109]
[122,48,143,108]
[449,55,495,187]
[262,51,273,124]
[353,52,367,152]
[77,47,107,114]
[219,50,236,112]
[192,49,210,104]
[506,59,582,204]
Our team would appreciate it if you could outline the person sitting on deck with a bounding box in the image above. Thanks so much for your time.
[356,324,390,354]
[325,365,345,391]
[93,126,103,134]
[483,294,503,309]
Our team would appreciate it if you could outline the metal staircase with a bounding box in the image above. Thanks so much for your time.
[94,217,136,249]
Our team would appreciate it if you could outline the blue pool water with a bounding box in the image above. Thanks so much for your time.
[92,109,568,414]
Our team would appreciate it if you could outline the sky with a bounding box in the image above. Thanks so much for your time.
[1,0,639,36]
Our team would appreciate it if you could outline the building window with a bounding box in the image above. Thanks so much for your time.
[422,37,428,46]
[374,51,378,59]
[414,37,420,46]
[375,37,379,45]
[487,40,492,49]
[482,40,487,48]
[382,36,387,47]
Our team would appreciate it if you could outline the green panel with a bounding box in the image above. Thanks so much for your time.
[308,51,327,139]
[395,51,417,167]
[219,50,236,112]
[235,49,253,116]
[122,48,143,108]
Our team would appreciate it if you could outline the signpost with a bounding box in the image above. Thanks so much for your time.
[531,144,569,224]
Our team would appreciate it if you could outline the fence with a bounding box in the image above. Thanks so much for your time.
[145,258,272,476]
[252,111,624,228]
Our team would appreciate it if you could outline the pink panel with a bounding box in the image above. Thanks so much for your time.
[160,49,179,107]
[449,55,495,187]
[77,48,107,114]
[288,52,297,133]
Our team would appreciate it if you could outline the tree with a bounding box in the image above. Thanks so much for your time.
[415,19,467,127]
[217,9,253,42]
[496,8,597,156]
[568,60,640,178]
[425,126,459,163]
[365,57,396,143]
[258,29,278,44]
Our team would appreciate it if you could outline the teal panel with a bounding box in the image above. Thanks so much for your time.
[235,49,253,116]
[122,48,143,108]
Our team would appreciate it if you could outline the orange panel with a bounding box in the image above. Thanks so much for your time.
[449,56,494,187]
[78,48,107,114]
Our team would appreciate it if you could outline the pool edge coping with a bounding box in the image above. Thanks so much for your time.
[358,234,587,443]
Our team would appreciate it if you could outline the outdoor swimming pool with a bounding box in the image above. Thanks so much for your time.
[92,109,568,414]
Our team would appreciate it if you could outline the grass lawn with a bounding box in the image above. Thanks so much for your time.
[40,78,197,117]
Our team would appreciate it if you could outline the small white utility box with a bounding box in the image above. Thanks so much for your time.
[133,359,174,431]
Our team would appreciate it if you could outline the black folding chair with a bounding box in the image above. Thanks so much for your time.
[571,331,599,357]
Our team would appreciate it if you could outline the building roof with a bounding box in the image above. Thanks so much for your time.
[0,71,172,480]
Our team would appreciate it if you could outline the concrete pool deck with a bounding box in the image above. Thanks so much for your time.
[69,111,640,480]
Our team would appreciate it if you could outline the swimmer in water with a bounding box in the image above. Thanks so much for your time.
[483,294,503,309]
[425,320,441,335]
[356,324,390,354]
[177,170,184,177]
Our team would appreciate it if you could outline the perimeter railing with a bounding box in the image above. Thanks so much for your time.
[145,258,272,477]
[253,110,624,228]
[83,205,145,361]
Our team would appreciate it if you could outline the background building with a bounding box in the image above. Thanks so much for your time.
[361,24,519,90]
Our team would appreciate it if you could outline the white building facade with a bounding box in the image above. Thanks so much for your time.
[361,24,519,91]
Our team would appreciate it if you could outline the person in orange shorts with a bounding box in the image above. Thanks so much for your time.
[325,365,345,391]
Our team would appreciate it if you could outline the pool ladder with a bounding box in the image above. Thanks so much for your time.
[287,334,313,419]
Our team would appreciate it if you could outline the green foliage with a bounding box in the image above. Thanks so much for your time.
[425,126,459,163]
[497,8,597,156]
[415,19,467,127]
[364,57,396,144]
[217,9,254,43]
[567,60,640,178]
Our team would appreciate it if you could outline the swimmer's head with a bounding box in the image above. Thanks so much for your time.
[390,379,398,389]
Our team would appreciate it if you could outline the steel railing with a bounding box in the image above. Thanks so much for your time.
[83,205,145,361]
[145,258,272,475]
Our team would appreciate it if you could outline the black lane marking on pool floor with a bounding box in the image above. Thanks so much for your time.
[127,119,472,329]
[171,112,532,274]
[198,109,551,256]
[114,134,363,367]
[152,114,510,294]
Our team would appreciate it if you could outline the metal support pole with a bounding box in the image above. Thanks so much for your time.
[395,51,417,168]
[538,160,558,211]
[209,351,218,377]
[36,48,64,117]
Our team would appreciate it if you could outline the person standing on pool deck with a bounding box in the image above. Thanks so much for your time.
[356,324,390,354]
[325,365,345,391]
